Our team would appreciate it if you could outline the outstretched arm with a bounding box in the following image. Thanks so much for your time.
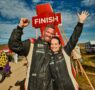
[8,18,30,56]
[64,11,89,56]
[78,11,89,23]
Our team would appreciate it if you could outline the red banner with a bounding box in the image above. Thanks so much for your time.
[32,13,61,28]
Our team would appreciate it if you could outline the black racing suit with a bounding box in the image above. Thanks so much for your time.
[8,26,53,90]
[49,22,83,90]
[28,38,53,90]
[49,50,75,90]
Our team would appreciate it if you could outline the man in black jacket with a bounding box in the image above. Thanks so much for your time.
[8,21,55,90]
[8,11,89,90]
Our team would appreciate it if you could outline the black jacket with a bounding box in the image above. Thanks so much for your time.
[8,28,54,90]
[49,50,75,90]
[27,38,53,90]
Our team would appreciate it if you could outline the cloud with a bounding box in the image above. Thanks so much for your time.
[0,23,17,44]
[32,0,41,3]
[81,0,95,6]
[0,0,37,42]
[0,0,36,19]
[60,10,95,30]
[60,10,77,31]
[0,23,37,44]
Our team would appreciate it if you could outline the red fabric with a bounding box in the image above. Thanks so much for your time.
[72,65,76,78]
[0,48,12,53]
[29,38,36,43]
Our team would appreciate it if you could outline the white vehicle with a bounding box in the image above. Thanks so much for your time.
[85,40,95,53]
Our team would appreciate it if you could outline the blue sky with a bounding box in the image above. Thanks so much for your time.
[0,0,95,44]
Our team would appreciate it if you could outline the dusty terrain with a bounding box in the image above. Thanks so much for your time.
[0,58,27,90]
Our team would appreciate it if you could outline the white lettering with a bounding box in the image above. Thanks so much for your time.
[39,18,41,24]
[48,17,53,23]
[34,15,59,25]
[35,19,39,24]
[40,18,46,24]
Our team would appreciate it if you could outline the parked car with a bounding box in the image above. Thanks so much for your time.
[85,40,95,53]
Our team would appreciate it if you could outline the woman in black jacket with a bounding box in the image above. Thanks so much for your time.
[49,11,89,90]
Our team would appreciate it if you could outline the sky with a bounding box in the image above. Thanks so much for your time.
[0,0,95,44]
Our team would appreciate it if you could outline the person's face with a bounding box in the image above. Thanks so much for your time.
[50,38,61,52]
[43,27,54,42]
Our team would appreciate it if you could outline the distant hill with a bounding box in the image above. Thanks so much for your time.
[0,44,8,50]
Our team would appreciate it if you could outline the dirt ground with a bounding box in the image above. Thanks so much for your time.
[0,59,27,90]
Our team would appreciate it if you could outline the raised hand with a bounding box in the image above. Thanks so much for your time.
[19,18,30,28]
[77,11,89,23]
